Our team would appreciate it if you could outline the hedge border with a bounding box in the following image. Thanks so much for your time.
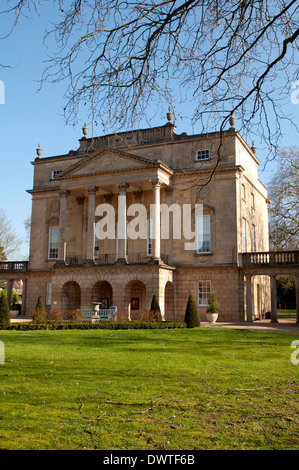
[5,321,187,331]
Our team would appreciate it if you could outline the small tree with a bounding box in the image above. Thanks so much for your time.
[33,295,47,323]
[150,294,162,322]
[0,292,11,329]
[184,295,200,328]
[207,292,220,314]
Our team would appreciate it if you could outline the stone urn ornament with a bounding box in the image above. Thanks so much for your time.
[166,106,173,123]
[36,143,43,158]
[229,114,236,129]
[206,292,220,323]
[91,301,101,323]
[82,122,89,138]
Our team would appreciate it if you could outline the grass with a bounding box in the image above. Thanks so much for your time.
[278,309,296,318]
[0,327,298,450]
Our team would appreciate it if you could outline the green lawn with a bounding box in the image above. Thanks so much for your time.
[278,309,297,318]
[0,327,298,450]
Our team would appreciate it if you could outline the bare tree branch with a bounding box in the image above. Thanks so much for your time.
[1,0,298,162]
[268,146,299,249]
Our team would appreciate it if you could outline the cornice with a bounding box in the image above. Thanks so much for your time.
[173,165,245,178]
[27,186,60,195]
[57,163,174,181]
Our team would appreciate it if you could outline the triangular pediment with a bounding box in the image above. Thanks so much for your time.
[57,147,160,179]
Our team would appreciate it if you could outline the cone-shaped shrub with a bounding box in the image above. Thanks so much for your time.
[33,295,47,323]
[150,294,162,321]
[184,294,200,328]
[0,292,11,329]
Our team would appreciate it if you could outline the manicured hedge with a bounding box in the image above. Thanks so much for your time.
[6,321,187,331]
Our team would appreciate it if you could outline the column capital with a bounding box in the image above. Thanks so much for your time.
[151,177,163,188]
[117,182,129,193]
[87,186,98,195]
[59,189,69,198]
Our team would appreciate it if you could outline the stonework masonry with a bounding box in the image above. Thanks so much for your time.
[11,113,273,321]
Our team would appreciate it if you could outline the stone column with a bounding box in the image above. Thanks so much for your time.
[116,183,129,264]
[6,279,13,310]
[55,189,69,267]
[151,177,161,263]
[21,279,27,316]
[246,274,253,322]
[270,274,278,323]
[295,275,299,324]
[85,187,97,266]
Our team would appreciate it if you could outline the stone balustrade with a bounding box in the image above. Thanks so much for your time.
[0,261,28,273]
[242,251,299,267]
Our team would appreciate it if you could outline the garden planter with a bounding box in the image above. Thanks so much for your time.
[206,312,218,323]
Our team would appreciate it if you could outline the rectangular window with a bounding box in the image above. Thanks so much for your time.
[46,282,52,305]
[197,215,211,253]
[116,221,129,260]
[94,227,99,257]
[48,226,59,259]
[242,217,246,252]
[147,219,152,255]
[51,170,62,178]
[251,224,256,252]
[251,192,255,210]
[196,149,210,161]
[242,184,246,201]
[198,280,211,306]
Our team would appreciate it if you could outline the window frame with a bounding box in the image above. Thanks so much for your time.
[51,170,62,179]
[196,214,211,253]
[197,280,212,307]
[48,226,59,260]
[251,224,256,252]
[46,282,52,305]
[147,219,152,256]
[195,149,210,161]
[94,224,99,257]
[242,217,246,253]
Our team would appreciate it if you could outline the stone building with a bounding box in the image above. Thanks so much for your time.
[16,112,273,320]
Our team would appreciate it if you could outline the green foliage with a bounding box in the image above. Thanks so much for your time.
[7,321,187,331]
[150,294,162,321]
[184,294,200,328]
[10,291,21,311]
[207,292,220,313]
[0,246,6,261]
[150,294,161,313]
[33,296,47,323]
[276,276,296,309]
[0,292,11,328]
[0,288,7,299]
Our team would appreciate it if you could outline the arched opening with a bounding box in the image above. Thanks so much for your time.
[165,281,174,321]
[61,281,81,312]
[125,280,146,319]
[92,281,113,308]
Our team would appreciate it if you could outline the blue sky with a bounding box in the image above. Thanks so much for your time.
[0,5,298,259]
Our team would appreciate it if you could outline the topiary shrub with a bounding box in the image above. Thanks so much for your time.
[150,294,162,321]
[0,293,11,329]
[184,294,200,328]
[32,295,47,323]
[207,292,220,313]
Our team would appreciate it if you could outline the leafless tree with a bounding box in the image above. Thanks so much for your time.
[24,215,31,244]
[0,210,22,259]
[268,146,299,250]
[1,1,299,159]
